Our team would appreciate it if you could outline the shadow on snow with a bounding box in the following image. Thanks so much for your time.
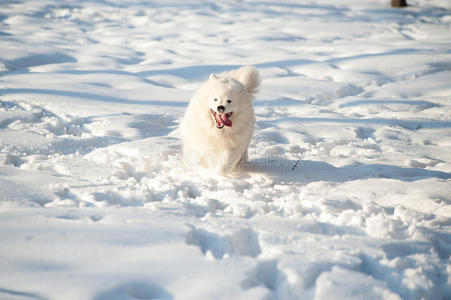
[245,159,451,184]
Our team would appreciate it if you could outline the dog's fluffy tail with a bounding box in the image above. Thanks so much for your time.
[233,66,261,97]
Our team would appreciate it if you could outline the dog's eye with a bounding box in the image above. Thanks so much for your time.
[227,99,232,103]
[214,98,218,102]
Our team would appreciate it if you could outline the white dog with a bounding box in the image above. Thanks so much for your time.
[181,66,261,174]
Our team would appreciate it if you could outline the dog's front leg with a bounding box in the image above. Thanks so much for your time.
[216,149,243,175]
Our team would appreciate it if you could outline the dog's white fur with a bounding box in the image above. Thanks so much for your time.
[181,66,261,174]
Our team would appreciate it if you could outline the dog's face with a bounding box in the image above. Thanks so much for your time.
[207,74,246,129]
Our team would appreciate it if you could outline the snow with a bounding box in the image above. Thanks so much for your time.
[0,0,450,299]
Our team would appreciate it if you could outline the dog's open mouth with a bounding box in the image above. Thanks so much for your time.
[211,109,233,129]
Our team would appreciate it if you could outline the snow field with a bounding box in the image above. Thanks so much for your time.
[0,0,450,299]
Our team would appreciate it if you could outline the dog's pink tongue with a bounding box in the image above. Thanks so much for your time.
[219,113,232,127]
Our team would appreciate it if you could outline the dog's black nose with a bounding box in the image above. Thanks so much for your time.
[217,105,225,113]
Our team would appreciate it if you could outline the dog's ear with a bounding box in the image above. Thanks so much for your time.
[209,73,218,82]
[234,66,261,97]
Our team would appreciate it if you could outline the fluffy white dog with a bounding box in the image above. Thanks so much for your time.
[181,66,261,174]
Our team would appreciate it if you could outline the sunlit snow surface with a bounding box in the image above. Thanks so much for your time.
[0,0,450,299]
